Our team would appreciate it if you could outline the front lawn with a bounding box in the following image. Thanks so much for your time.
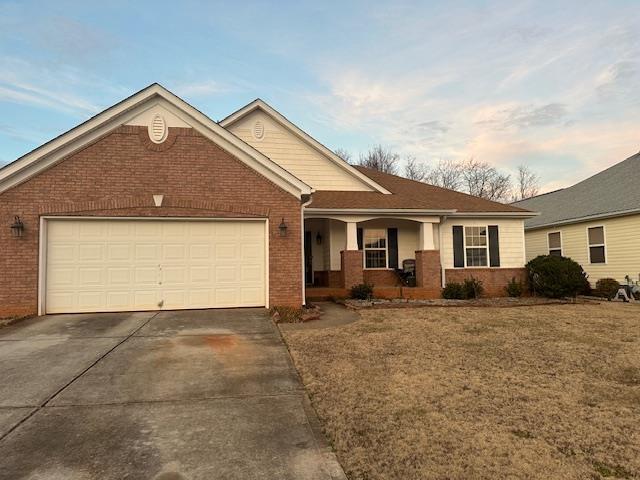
[282,303,640,479]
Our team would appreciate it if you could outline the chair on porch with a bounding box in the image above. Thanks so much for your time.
[396,259,416,287]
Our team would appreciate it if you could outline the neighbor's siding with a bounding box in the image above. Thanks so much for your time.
[440,218,526,269]
[524,214,640,285]
[226,110,372,191]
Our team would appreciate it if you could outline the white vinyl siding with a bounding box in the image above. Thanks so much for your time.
[523,214,640,285]
[227,111,372,191]
[44,219,266,314]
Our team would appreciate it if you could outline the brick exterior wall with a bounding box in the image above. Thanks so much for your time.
[363,269,400,286]
[414,250,442,296]
[0,125,303,317]
[340,250,364,289]
[313,270,342,288]
[445,268,527,296]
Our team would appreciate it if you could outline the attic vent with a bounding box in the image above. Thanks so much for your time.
[253,120,265,140]
[149,114,168,143]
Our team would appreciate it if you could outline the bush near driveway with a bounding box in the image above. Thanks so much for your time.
[282,304,640,480]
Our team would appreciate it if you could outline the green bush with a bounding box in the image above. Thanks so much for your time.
[594,278,621,300]
[462,277,484,299]
[525,255,590,298]
[350,282,374,300]
[442,282,466,299]
[505,277,524,297]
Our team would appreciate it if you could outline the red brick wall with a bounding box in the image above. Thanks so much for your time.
[340,250,364,289]
[363,269,399,286]
[415,250,441,290]
[313,270,342,288]
[0,125,302,316]
[444,268,527,296]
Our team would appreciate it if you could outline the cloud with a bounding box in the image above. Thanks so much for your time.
[475,103,568,130]
[172,80,228,98]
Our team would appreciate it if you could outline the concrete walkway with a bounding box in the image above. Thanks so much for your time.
[0,309,345,480]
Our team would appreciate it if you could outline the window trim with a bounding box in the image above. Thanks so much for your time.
[463,225,489,268]
[586,225,607,265]
[363,228,389,270]
[547,230,563,256]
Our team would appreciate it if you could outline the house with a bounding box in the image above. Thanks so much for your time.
[0,84,535,317]
[513,152,640,287]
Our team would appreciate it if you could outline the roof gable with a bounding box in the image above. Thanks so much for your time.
[0,84,312,198]
[219,99,390,194]
[513,152,640,228]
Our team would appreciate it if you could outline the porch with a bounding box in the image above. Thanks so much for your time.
[303,214,443,300]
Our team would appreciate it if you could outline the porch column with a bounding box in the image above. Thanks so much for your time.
[415,222,440,292]
[341,221,363,288]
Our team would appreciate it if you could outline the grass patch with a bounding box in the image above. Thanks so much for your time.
[283,303,640,480]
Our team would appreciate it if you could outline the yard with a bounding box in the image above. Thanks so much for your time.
[282,303,640,480]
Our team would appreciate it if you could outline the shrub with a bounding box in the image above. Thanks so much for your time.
[442,282,465,299]
[462,277,484,299]
[505,277,524,297]
[594,278,621,300]
[350,282,374,300]
[269,306,303,323]
[525,255,589,298]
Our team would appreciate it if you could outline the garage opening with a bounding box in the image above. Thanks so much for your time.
[42,218,267,314]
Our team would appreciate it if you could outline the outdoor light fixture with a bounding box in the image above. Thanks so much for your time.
[10,216,24,238]
[316,232,322,245]
[278,218,288,237]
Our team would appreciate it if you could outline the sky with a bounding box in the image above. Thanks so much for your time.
[1,0,639,193]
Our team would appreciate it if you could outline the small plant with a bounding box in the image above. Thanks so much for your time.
[594,278,620,300]
[526,255,590,298]
[442,282,466,299]
[269,306,303,323]
[505,277,524,297]
[462,277,484,299]
[350,282,374,300]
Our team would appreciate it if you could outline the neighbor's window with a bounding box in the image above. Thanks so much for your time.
[464,226,488,267]
[548,232,562,257]
[588,226,606,264]
[364,229,387,268]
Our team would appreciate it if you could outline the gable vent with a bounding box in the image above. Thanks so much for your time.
[149,114,168,143]
[253,120,265,140]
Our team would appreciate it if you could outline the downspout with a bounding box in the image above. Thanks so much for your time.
[301,194,313,306]
[439,215,447,288]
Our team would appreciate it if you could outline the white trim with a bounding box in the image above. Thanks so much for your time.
[38,216,270,315]
[546,230,563,256]
[525,208,640,231]
[219,99,391,194]
[448,211,538,218]
[463,225,490,268]
[0,84,312,198]
[586,224,607,265]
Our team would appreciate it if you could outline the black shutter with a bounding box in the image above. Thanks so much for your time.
[488,225,500,267]
[387,228,398,269]
[357,228,363,250]
[453,226,464,268]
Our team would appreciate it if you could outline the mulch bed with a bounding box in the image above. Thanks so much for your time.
[342,296,599,310]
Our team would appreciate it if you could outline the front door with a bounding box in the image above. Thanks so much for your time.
[304,231,313,285]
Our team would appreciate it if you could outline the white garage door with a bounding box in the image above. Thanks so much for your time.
[44,219,267,314]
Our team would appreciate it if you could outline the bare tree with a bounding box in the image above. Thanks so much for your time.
[357,145,400,174]
[512,164,540,201]
[460,158,512,202]
[424,159,463,190]
[334,148,352,163]
[404,156,429,181]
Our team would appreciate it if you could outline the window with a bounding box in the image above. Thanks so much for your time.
[548,232,562,257]
[587,226,606,264]
[464,226,488,267]
[364,229,387,268]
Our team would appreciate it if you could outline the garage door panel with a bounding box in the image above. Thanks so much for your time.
[46,219,266,313]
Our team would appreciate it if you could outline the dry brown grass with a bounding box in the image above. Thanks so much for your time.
[282,303,640,480]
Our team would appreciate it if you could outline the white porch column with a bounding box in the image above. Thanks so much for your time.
[346,222,359,250]
[418,222,435,250]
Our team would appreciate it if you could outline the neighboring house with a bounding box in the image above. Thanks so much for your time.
[0,84,535,317]
[513,153,640,286]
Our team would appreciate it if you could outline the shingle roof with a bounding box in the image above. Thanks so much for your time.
[308,166,530,213]
[513,152,640,229]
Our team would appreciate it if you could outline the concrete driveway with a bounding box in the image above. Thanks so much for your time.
[0,309,345,480]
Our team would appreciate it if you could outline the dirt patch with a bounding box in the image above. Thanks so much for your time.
[282,303,640,480]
